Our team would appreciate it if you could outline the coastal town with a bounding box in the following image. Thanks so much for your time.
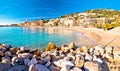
[18,9,120,30]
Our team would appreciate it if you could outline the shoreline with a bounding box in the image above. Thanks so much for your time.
[66,26,120,47]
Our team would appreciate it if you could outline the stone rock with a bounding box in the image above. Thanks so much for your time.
[45,42,56,51]
[68,42,75,49]
[45,61,51,67]
[93,57,103,64]
[33,55,40,60]
[3,44,12,49]
[51,55,62,62]
[100,62,109,71]
[33,50,41,56]
[1,47,7,52]
[0,63,11,71]
[2,55,10,60]
[54,59,74,68]
[94,45,105,55]
[10,47,19,54]
[105,52,113,60]
[70,67,82,71]
[0,44,3,49]
[16,50,23,54]
[41,52,48,57]
[80,46,88,54]
[36,64,50,71]
[37,58,46,65]
[75,55,84,68]
[24,58,30,66]
[12,56,18,66]
[113,47,120,55]
[76,46,88,54]
[89,47,95,55]
[1,58,11,65]
[0,51,4,56]
[60,65,71,71]
[85,54,92,61]
[64,56,75,63]
[45,54,51,62]
[16,57,25,65]
[29,64,38,71]
[84,61,102,71]
[60,45,69,53]
[8,65,28,71]
[20,46,29,51]
[28,57,37,66]
[5,51,11,56]
[51,50,61,56]
[49,64,60,71]
[67,52,74,57]
[105,47,113,54]
[18,53,32,59]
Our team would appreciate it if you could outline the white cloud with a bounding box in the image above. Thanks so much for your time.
[0,19,20,25]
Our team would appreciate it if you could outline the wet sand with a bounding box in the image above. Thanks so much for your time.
[67,27,120,47]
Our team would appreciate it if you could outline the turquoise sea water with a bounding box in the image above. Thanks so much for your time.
[0,27,78,49]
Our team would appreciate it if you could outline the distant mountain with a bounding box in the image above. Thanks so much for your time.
[19,9,120,30]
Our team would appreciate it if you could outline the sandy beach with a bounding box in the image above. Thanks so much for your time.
[67,27,120,47]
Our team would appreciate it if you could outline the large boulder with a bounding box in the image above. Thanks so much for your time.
[0,44,3,49]
[54,59,74,68]
[29,64,38,71]
[49,64,60,71]
[60,65,72,71]
[70,67,82,71]
[85,53,92,61]
[0,51,4,56]
[45,42,56,51]
[60,45,69,53]
[44,54,51,62]
[68,42,75,49]
[28,57,37,66]
[94,45,105,55]
[10,47,19,54]
[0,63,11,71]
[18,53,32,59]
[5,51,12,56]
[24,58,30,66]
[36,64,50,71]
[75,55,84,68]
[3,44,12,49]
[1,58,11,65]
[33,50,41,56]
[76,46,88,54]
[8,65,28,71]
[45,61,51,67]
[84,61,102,71]
[20,46,29,51]
[113,47,120,56]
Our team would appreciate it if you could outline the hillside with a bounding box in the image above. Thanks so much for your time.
[19,9,120,30]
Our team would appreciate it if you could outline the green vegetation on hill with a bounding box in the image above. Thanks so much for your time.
[85,9,120,30]
[85,9,120,17]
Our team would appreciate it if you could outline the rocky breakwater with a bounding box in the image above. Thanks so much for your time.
[0,42,120,71]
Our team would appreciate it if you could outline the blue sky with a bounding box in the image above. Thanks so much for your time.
[0,0,120,25]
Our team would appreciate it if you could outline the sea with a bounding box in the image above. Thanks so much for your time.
[0,27,78,49]
[0,27,96,49]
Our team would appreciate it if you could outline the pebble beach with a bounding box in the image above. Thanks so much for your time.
[0,42,120,71]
